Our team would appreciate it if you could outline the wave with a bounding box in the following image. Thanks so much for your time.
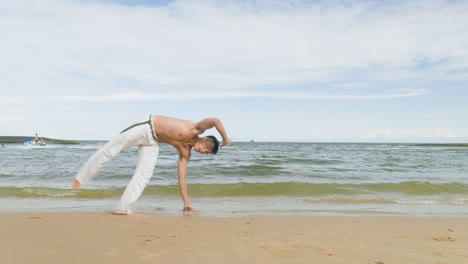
[1,181,468,199]
[216,164,286,176]
[0,187,125,199]
[255,158,344,166]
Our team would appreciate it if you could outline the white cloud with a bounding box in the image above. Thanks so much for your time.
[431,128,457,139]
[360,127,466,142]
[0,88,427,102]
[0,0,467,96]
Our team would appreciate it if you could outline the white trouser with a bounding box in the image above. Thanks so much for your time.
[74,120,159,214]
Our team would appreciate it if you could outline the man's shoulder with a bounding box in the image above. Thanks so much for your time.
[173,143,192,159]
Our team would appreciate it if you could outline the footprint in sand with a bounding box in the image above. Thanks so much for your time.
[138,234,161,246]
[28,216,44,220]
[431,236,456,242]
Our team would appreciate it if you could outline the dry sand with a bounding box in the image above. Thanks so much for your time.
[1,212,467,264]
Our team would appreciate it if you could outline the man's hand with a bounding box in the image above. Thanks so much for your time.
[221,138,232,148]
[181,205,200,214]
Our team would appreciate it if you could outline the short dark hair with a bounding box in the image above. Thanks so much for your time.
[206,135,219,154]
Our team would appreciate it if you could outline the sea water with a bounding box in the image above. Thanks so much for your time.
[1,142,468,216]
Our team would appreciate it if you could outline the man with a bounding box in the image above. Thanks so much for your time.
[72,115,231,215]
[33,133,46,146]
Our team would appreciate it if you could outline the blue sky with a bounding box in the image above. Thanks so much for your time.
[1,0,467,142]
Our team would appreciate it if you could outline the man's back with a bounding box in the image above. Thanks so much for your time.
[152,115,200,146]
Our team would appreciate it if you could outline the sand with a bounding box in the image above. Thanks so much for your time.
[1,212,467,264]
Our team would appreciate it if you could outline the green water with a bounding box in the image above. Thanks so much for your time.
[1,142,468,216]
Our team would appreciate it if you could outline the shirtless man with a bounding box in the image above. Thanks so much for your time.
[71,115,231,215]
[34,133,46,146]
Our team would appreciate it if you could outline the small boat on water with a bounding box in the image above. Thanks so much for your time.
[22,140,46,146]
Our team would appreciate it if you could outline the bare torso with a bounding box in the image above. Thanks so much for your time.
[152,115,205,155]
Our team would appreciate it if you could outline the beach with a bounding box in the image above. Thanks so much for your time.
[1,212,467,264]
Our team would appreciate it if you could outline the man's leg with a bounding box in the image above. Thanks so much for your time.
[74,129,144,187]
[115,144,160,215]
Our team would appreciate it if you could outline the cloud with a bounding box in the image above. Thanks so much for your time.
[0,88,427,102]
[0,0,467,96]
[431,127,457,139]
[63,88,426,101]
[360,127,466,142]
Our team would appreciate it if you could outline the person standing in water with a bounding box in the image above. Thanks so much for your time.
[72,115,231,215]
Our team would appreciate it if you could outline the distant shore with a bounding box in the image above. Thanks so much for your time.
[416,143,468,147]
[0,136,79,144]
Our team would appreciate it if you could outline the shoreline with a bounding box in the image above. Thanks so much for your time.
[2,212,467,263]
[3,196,468,218]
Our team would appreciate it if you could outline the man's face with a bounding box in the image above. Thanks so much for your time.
[194,137,214,154]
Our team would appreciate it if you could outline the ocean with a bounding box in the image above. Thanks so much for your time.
[1,141,468,217]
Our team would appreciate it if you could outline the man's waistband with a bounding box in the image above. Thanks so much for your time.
[120,115,158,142]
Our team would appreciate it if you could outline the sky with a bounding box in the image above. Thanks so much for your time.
[0,0,467,142]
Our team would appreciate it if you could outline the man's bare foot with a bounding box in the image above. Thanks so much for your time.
[72,179,81,190]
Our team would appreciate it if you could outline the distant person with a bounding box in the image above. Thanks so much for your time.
[72,115,231,215]
[33,133,46,146]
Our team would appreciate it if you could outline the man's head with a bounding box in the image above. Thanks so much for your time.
[194,136,219,154]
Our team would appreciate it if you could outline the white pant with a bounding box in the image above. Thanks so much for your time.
[74,120,159,214]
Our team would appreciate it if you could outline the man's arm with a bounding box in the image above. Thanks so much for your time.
[196,118,231,147]
[177,149,196,212]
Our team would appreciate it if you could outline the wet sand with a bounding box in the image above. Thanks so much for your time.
[1,212,467,264]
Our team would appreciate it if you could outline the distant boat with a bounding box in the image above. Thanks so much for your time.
[22,140,46,146]
[250,140,255,143]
